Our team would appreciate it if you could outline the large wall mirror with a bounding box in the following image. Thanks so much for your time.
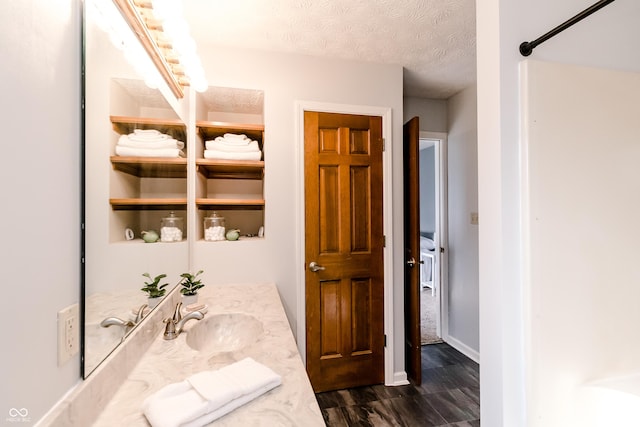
[83,1,189,376]
[83,0,266,377]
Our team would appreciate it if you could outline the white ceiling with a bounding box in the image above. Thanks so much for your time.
[183,0,477,100]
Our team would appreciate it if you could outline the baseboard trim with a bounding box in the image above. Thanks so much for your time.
[444,335,480,364]
[388,371,410,386]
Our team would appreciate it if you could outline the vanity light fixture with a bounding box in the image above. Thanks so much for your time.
[111,0,208,98]
[89,0,164,90]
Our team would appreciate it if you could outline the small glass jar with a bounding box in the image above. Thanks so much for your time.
[204,211,225,241]
[160,211,183,242]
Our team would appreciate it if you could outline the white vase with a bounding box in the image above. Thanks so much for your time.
[148,297,161,309]
[182,294,198,306]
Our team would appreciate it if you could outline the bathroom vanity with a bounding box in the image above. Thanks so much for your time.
[42,283,323,426]
[93,282,323,426]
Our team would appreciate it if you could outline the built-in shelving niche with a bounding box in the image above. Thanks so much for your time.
[107,81,265,243]
[194,86,265,241]
[108,78,188,244]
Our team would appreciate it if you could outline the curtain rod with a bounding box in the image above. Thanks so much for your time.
[519,0,616,57]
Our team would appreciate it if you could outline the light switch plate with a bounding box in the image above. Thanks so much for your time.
[58,303,79,366]
[470,212,479,225]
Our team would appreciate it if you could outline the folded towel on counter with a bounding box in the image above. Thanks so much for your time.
[205,139,259,152]
[115,146,185,158]
[203,149,262,161]
[142,357,281,427]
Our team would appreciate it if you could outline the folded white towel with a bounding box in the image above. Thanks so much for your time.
[142,358,281,427]
[205,139,259,152]
[115,146,185,158]
[128,133,172,142]
[203,150,262,161]
[118,135,185,149]
[134,129,161,135]
[223,133,249,141]
[213,136,252,146]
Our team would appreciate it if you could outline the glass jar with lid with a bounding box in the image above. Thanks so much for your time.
[160,211,184,242]
[204,211,225,241]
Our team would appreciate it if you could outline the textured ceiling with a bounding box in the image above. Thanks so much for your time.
[183,0,476,99]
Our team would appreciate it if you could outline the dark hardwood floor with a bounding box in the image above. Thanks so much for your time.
[315,343,480,426]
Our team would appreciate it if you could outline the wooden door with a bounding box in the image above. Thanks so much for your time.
[403,116,421,385]
[304,111,385,392]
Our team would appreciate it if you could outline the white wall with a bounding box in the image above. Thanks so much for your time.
[404,96,448,132]
[1,0,81,423]
[447,84,479,353]
[477,0,640,425]
[523,59,640,427]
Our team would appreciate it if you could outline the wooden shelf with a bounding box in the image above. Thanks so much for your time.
[111,115,187,143]
[196,159,264,179]
[111,156,187,178]
[196,198,265,210]
[109,198,187,210]
[196,121,264,148]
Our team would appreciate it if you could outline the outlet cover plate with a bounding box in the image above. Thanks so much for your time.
[58,303,79,366]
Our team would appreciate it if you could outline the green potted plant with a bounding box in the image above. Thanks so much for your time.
[179,270,204,305]
[141,273,169,308]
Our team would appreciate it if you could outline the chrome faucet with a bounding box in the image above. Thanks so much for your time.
[163,302,204,340]
[100,317,135,338]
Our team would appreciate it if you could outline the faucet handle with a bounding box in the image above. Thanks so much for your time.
[163,317,177,339]
[134,303,149,323]
[172,302,183,323]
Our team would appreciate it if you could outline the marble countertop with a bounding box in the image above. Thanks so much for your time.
[92,283,324,426]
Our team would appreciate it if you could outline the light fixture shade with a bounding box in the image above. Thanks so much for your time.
[100,0,208,98]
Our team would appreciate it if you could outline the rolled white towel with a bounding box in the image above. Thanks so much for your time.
[203,149,261,161]
[115,146,185,158]
[118,135,185,149]
[205,139,259,152]
[142,357,281,427]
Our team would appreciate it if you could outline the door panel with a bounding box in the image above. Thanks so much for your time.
[305,111,384,392]
[403,116,421,385]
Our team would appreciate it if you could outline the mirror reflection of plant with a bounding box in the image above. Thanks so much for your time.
[141,273,169,298]
[180,270,205,296]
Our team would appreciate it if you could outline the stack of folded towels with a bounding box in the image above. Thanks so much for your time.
[142,357,281,427]
[204,133,262,161]
[116,129,185,158]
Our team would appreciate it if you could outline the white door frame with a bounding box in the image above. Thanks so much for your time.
[419,131,449,341]
[294,100,395,386]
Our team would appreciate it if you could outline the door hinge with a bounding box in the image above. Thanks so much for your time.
[384,334,387,347]
[382,138,385,151]
[383,235,386,247]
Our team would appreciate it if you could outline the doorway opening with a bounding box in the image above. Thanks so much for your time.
[418,133,447,347]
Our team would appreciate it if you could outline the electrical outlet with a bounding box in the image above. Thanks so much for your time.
[58,303,79,366]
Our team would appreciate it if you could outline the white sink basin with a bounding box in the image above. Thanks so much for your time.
[185,313,263,354]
